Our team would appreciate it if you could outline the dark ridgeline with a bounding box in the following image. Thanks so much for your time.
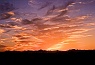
[0,49,95,65]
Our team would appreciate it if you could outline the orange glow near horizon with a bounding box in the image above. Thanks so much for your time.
[3,28,95,51]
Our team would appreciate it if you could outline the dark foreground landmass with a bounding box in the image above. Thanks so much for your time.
[0,49,95,65]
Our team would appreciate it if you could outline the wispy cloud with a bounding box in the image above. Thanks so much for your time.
[0,29,5,34]
[38,1,51,10]
[0,1,15,20]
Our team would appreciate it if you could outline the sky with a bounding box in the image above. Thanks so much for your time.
[0,0,95,51]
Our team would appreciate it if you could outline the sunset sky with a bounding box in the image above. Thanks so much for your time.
[0,0,95,51]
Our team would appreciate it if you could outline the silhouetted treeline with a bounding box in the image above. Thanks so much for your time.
[0,49,95,65]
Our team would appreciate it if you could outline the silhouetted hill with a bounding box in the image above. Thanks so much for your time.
[0,49,95,65]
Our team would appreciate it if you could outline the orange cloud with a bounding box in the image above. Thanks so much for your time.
[0,29,5,34]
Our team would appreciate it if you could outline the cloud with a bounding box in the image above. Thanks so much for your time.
[13,32,43,43]
[0,23,17,28]
[21,19,33,25]
[0,12,14,20]
[0,2,15,13]
[0,45,6,48]
[45,0,75,17]
[38,1,51,10]
[8,22,19,26]
[45,5,56,16]
[0,45,6,52]
[1,0,95,51]
[49,15,70,23]
[1,14,91,51]
[21,18,44,26]
[0,24,11,28]
[0,29,5,34]
[0,1,15,20]
[56,0,75,17]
